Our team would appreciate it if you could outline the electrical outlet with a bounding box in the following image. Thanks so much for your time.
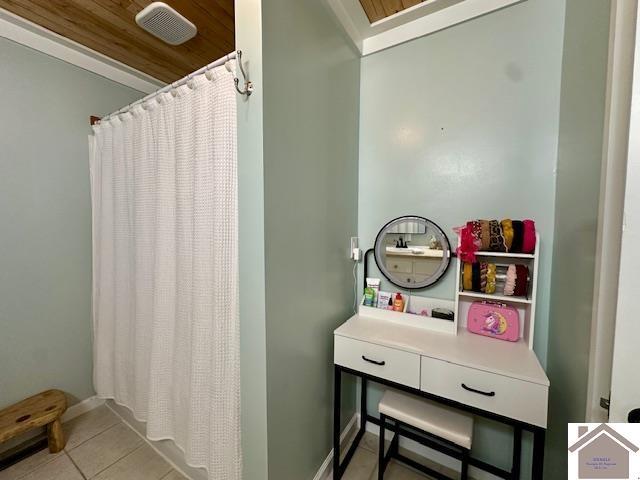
[350,237,361,261]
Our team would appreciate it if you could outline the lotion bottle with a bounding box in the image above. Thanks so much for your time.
[393,293,404,312]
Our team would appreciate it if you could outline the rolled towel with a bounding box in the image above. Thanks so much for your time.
[522,219,536,253]
[504,264,517,296]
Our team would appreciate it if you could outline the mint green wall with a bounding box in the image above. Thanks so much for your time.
[261,1,360,478]
[236,1,270,478]
[358,0,566,476]
[0,38,143,408]
[546,0,610,475]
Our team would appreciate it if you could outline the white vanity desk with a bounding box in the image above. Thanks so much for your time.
[332,314,549,480]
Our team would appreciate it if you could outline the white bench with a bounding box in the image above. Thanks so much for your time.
[378,390,473,479]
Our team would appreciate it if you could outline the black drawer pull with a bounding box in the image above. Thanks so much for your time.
[461,383,495,397]
[362,355,385,366]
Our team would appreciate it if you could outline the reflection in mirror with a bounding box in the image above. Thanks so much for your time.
[374,216,451,290]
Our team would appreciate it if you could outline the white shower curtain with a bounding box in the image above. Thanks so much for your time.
[89,64,240,479]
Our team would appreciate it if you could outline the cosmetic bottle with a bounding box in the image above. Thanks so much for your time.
[393,293,404,312]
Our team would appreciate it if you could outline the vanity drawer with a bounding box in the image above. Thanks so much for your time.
[386,259,413,274]
[420,356,548,427]
[413,259,438,276]
[335,336,420,388]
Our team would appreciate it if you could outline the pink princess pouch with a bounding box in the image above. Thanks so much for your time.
[467,301,519,342]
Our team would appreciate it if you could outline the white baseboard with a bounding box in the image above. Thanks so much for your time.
[62,396,105,423]
[313,413,360,480]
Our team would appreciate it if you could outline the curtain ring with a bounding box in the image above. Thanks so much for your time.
[187,73,195,90]
[170,80,179,97]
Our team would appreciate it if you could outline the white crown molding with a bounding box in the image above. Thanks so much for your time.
[325,0,526,56]
[0,7,164,94]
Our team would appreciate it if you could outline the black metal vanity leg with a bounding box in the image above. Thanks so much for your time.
[532,428,545,480]
[461,449,469,480]
[361,376,367,432]
[512,425,521,479]
[393,419,400,456]
[333,365,342,480]
[378,413,386,480]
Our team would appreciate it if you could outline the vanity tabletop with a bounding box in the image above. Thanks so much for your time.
[334,314,549,387]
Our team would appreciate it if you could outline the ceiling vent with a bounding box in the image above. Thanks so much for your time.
[135,2,197,46]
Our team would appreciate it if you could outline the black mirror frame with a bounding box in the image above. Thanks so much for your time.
[373,215,452,290]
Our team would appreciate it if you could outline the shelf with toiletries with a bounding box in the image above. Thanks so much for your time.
[454,225,540,350]
[359,293,456,335]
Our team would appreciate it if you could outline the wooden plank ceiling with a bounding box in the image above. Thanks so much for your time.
[0,0,234,83]
[359,0,426,23]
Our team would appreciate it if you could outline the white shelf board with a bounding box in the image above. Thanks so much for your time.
[458,290,532,304]
[473,251,535,259]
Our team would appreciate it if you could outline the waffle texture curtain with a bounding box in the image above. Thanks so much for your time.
[89,64,240,479]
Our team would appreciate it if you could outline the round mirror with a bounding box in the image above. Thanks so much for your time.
[373,216,451,290]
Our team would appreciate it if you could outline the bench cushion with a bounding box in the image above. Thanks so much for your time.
[379,390,473,449]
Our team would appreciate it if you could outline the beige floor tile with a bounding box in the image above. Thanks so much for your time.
[0,448,63,480]
[19,454,83,480]
[360,431,378,453]
[361,431,391,454]
[383,461,432,479]
[92,444,172,480]
[340,429,366,462]
[395,449,446,477]
[372,460,435,480]
[160,470,188,480]
[361,431,445,479]
[64,405,121,450]
[67,422,143,478]
[342,448,377,480]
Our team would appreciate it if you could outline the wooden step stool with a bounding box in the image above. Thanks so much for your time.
[0,390,67,453]
[378,389,474,480]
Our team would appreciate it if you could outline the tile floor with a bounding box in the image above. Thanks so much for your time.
[339,431,441,480]
[0,406,185,480]
[1,408,445,480]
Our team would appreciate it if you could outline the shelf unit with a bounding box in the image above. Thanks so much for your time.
[454,233,540,349]
[359,294,457,335]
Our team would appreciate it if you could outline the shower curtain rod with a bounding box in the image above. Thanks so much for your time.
[95,50,253,124]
